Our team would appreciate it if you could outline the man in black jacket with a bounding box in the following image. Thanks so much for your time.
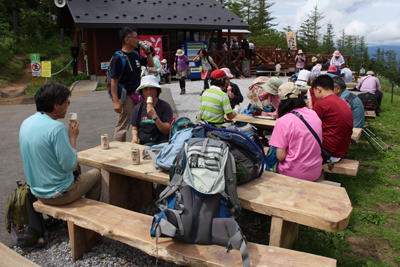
[221,68,244,108]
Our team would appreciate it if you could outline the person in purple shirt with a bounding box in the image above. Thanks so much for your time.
[357,70,383,111]
[173,49,190,95]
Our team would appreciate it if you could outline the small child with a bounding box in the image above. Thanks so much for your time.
[275,61,282,73]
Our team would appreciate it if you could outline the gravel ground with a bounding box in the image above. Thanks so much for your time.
[12,76,286,266]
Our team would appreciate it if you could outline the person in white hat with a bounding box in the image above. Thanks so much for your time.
[131,76,173,146]
[294,49,305,73]
[160,59,170,83]
[173,49,190,95]
[221,68,243,108]
[268,82,323,181]
[356,70,383,112]
[141,46,162,82]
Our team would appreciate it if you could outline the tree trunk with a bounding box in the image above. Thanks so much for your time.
[48,0,51,23]
[60,28,65,47]
[12,1,19,37]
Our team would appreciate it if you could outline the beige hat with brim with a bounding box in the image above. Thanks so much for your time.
[367,70,374,75]
[311,57,317,63]
[136,75,162,93]
[176,49,184,56]
[261,77,282,95]
[298,50,303,54]
[278,82,301,100]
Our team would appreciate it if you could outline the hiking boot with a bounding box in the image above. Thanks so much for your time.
[180,89,186,95]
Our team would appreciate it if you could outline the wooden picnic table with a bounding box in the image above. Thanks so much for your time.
[78,141,352,249]
[230,113,363,142]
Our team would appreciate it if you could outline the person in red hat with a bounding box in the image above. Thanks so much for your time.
[198,69,241,126]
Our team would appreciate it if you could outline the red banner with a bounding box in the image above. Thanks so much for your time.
[139,35,163,60]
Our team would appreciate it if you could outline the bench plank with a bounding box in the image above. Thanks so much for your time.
[365,110,376,119]
[33,199,336,266]
[323,159,359,176]
[351,128,363,142]
[0,242,41,267]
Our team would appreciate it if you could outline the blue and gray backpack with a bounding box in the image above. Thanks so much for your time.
[151,138,250,267]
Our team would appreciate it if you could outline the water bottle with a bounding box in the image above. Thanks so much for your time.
[139,41,148,51]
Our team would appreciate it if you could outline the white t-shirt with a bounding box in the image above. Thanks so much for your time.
[341,68,353,83]
[295,70,311,86]
[275,64,281,72]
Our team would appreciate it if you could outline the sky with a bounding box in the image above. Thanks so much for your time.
[271,0,400,46]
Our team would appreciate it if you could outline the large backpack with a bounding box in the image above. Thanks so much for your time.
[143,128,194,173]
[106,50,142,104]
[150,138,249,267]
[194,124,265,185]
[5,182,48,247]
[169,117,196,139]
[358,92,378,114]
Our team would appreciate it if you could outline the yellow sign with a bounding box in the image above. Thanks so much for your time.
[286,32,297,50]
[42,61,51,77]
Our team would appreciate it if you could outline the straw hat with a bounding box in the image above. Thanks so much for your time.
[367,70,374,75]
[221,68,234,78]
[136,75,161,93]
[176,49,184,56]
[261,77,282,95]
[332,50,341,57]
[311,57,317,63]
[278,82,301,100]
[298,49,303,54]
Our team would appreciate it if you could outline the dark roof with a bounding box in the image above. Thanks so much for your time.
[62,0,249,30]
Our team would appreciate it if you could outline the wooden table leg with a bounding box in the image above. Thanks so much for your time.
[67,220,102,261]
[101,169,153,211]
[269,216,299,249]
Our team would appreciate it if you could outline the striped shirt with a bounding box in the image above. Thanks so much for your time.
[199,86,233,125]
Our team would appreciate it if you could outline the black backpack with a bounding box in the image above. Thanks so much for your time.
[193,124,265,185]
[5,182,48,247]
[358,92,378,114]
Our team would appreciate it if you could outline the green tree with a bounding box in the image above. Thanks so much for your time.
[297,19,313,52]
[249,0,276,35]
[307,5,325,53]
[321,22,335,55]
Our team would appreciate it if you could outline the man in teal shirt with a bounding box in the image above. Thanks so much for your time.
[333,77,365,128]
[19,82,101,205]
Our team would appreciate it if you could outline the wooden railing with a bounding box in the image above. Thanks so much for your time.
[163,49,350,75]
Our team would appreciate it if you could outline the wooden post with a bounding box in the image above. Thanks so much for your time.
[269,216,299,249]
[67,220,102,261]
[32,76,35,86]
[101,169,152,211]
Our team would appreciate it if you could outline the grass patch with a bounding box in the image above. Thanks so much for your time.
[289,81,400,266]
[96,84,108,91]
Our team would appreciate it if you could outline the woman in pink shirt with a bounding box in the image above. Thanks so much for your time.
[269,82,323,181]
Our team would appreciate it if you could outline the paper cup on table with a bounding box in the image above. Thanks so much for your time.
[69,113,77,128]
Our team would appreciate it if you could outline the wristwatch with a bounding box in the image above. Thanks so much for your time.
[145,52,152,55]
[153,116,159,121]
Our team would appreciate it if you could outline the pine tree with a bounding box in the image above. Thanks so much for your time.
[249,0,276,34]
[307,5,324,53]
[336,28,346,52]
[297,19,313,52]
[321,23,335,55]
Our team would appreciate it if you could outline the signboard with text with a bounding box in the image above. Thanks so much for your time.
[286,32,297,50]
[139,35,163,60]
[42,61,51,77]
[30,54,41,77]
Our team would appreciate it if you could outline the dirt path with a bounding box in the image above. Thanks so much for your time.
[0,63,34,105]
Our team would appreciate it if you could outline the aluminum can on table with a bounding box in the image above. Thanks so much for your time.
[101,134,109,149]
[131,147,140,165]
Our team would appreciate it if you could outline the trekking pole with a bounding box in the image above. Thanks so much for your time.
[364,127,392,150]
[362,129,385,151]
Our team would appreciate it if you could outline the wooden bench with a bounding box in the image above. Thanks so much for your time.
[351,127,363,142]
[269,70,290,77]
[319,159,360,180]
[78,142,352,250]
[0,242,40,267]
[365,110,376,119]
[33,198,337,266]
